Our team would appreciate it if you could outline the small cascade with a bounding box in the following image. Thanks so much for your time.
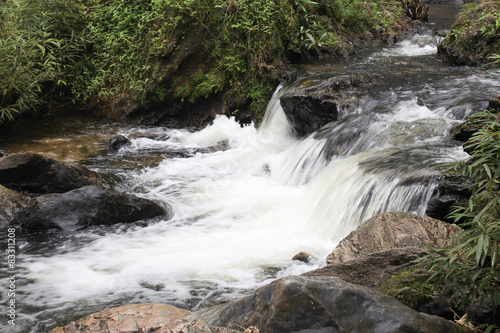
[7,24,500,332]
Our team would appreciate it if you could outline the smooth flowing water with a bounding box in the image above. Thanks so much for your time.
[3,9,500,332]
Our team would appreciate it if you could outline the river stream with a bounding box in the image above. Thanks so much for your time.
[2,3,500,332]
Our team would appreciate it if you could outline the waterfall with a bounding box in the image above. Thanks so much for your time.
[12,30,500,332]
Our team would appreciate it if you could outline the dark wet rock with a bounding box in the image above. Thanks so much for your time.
[450,118,487,142]
[11,185,167,231]
[488,94,500,111]
[449,98,499,143]
[0,185,32,227]
[326,212,461,265]
[280,75,374,136]
[198,275,467,333]
[107,134,132,151]
[426,176,472,223]
[50,303,238,333]
[0,152,101,195]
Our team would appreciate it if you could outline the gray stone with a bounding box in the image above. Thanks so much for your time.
[198,275,467,333]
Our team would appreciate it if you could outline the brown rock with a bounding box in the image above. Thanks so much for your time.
[50,303,238,333]
[326,212,461,265]
[0,184,32,226]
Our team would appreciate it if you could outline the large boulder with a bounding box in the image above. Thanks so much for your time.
[50,303,237,333]
[0,184,33,227]
[198,275,467,333]
[0,152,101,195]
[326,212,461,265]
[11,185,168,231]
[279,75,374,136]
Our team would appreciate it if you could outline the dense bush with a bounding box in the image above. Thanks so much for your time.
[428,111,500,313]
[1,0,409,124]
[0,0,88,123]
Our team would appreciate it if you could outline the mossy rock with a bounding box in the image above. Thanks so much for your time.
[438,1,500,66]
[379,269,439,310]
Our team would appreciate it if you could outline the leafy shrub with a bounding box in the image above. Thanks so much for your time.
[0,0,88,123]
[428,110,500,310]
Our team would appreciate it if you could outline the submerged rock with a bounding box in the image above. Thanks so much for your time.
[107,134,132,151]
[50,303,238,333]
[11,185,168,231]
[326,212,461,265]
[0,152,100,195]
[198,275,466,333]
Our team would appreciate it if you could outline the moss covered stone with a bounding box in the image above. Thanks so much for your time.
[379,269,438,310]
[438,1,500,66]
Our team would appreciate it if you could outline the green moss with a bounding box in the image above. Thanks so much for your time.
[379,269,438,309]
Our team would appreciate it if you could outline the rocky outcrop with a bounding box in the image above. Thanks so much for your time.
[198,275,466,333]
[0,152,101,195]
[438,1,500,66]
[280,75,374,136]
[326,212,461,265]
[50,303,238,333]
[11,185,167,231]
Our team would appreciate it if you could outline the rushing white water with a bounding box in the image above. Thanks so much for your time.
[9,30,500,332]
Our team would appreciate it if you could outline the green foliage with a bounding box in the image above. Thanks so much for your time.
[427,111,500,310]
[330,0,402,33]
[1,0,411,121]
[0,0,88,123]
[71,0,154,108]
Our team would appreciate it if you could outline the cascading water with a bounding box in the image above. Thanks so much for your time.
[3,26,500,332]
